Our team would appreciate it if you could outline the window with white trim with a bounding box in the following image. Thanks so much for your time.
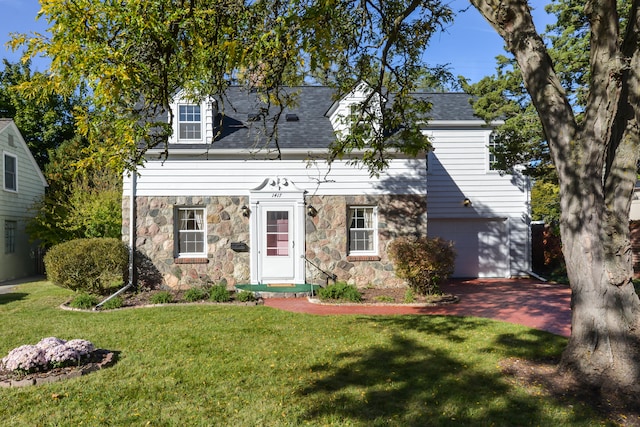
[176,207,206,257]
[348,206,378,255]
[3,153,17,191]
[488,132,501,171]
[5,220,16,254]
[178,104,202,140]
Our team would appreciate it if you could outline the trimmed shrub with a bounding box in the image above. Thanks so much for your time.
[388,237,456,295]
[236,290,256,302]
[44,237,128,295]
[69,292,98,309]
[318,282,362,302]
[209,284,231,302]
[150,291,173,304]
[101,296,124,310]
[184,287,209,302]
[403,289,416,303]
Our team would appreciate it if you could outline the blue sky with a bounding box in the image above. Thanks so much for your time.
[0,0,554,84]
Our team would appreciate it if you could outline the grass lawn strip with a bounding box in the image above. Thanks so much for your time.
[0,281,611,426]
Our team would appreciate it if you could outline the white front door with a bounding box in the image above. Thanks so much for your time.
[260,206,295,282]
[249,176,306,285]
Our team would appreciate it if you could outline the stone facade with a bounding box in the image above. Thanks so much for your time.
[123,193,426,289]
[305,194,427,287]
[123,195,251,289]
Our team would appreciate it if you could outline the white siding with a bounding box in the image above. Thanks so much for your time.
[426,128,529,219]
[0,122,47,282]
[124,157,427,197]
[426,127,531,277]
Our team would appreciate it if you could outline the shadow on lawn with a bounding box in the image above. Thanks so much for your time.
[298,316,592,426]
[0,293,28,305]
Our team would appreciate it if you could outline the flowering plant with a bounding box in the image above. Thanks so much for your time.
[0,345,47,373]
[0,337,96,373]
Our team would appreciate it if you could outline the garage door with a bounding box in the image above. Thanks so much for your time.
[429,219,509,278]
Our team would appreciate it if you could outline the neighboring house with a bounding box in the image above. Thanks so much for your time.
[122,86,531,289]
[0,119,47,283]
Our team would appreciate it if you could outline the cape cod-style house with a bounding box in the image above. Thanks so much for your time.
[122,86,531,289]
[0,119,47,283]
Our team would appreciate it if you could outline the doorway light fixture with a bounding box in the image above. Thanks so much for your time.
[307,205,318,217]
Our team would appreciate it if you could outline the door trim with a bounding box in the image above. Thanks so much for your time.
[249,177,306,284]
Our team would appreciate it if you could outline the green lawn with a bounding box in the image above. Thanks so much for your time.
[0,281,607,426]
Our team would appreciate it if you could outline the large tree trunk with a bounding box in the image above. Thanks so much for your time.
[559,170,640,392]
[471,0,640,396]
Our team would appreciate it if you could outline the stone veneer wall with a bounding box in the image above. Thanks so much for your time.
[123,193,426,289]
[304,194,427,288]
[123,196,250,289]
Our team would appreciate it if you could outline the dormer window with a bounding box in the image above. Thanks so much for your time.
[178,104,202,140]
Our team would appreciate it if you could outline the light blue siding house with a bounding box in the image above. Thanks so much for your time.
[0,119,47,283]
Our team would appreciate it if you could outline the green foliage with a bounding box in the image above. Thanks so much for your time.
[318,282,362,302]
[388,237,456,296]
[44,238,128,295]
[403,288,416,303]
[209,284,231,303]
[150,291,173,305]
[69,292,98,309]
[461,66,549,179]
[374,295,394,303]
[101,296,124,310]
[11,0,454,175]
[531,180,561,224]
[26,138,122,248]
[0,59,78,168]
[184,287,209,302]
[235,290,256,302]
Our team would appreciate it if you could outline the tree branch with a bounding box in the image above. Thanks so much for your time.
[470,0,577,184]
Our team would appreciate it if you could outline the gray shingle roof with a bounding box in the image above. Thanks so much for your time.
[168,87,479,151]
[0,118,13,133]
[414,92,478,121]
[212,86,337,150]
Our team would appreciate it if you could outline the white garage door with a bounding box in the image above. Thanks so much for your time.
[429,219,509,278]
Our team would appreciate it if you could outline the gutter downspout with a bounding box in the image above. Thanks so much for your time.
[96,170,137,309]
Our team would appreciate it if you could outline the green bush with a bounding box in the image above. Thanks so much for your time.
[184,287,209,302]
[101,296,124,310]
[236,290,256,302]
[403,288,416,303]
[388,237,456,295]
[318,282,362,302]
[69,292,98,309]
[44,237,129,295]
[150,291,173,304]
[209,284,231,302]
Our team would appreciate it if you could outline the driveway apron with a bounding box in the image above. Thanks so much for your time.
[263,279,572,337]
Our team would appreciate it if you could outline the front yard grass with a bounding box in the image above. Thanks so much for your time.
[0,281,607,426]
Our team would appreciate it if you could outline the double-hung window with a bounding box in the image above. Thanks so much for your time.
[178,104,202,140]
[348,206,378,255]
[488,132,501,172]
[176,207,206,257]
[4,153,17,192]
[5,220,16,254]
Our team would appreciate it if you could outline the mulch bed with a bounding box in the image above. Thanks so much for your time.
[500,357,640,426]
[82,286,456,309]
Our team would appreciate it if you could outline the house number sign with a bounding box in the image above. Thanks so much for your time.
[272,193,283,198]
